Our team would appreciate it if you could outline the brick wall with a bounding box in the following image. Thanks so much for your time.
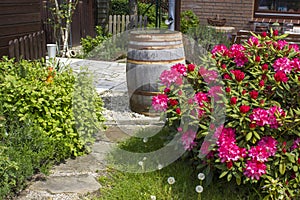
[181,0,254,32]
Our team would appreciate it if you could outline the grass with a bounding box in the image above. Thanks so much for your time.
[95,127,261,200]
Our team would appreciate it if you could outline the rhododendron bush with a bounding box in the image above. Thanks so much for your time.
[152,31,300,199]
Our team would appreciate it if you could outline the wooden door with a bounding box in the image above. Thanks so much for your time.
[71,0,95,46]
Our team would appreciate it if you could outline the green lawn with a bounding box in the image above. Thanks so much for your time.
[95,127,261,200]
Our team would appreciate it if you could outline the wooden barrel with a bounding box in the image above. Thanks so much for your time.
[126,30,185,116]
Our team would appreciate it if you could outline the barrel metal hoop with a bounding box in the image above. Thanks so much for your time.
[129,90,161,96]
[127,57,185,65]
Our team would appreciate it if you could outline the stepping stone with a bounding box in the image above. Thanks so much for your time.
[30,174,101,194]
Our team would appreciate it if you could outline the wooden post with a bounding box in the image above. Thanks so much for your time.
[175,0,181,31]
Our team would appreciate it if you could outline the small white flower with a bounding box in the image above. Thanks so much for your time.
[195,185,203,193]
[143,157,147,161]
[157,164,163,170]
[150,195,156,200]
[143,137,148,143]
[138,161,144,166]
[167,176,175,185]
[197,173,205,180]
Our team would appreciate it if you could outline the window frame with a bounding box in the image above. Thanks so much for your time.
[254,0,300,19]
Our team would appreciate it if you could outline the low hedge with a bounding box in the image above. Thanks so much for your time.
[0,57,105,198]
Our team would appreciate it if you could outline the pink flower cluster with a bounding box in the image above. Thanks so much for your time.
[244,160,267,180]
[229,44,248,67]
[216,128,246,163]
[273,57,300,74]
[244,136,277,180]
[171,63,187,76]
[249,106,285,128]
[181,129,197,151]
[216,126,278,180]
[198,67,218,84]
[152,94,168,111]
[159,68,183,87]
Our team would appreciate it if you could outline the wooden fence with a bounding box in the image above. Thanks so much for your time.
[108,15,148,35]
[8,31,46,61]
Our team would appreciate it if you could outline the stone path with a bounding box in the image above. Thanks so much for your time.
[14,59,162,200]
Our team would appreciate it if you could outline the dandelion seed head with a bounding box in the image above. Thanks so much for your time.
[195,185,203,193]
[197,173,205,180]
[167,177,175,185]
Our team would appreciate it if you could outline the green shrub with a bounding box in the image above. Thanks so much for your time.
[0,57,105,198]
[110,0,129,15]
[81,26,109,55]
[138,2,157,28]
[180,10,200,34]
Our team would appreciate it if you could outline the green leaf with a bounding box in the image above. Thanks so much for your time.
[219,171,228,179]
[246,132,252,141]
[279,162,286,175]
[253,131,261,140]
[227,173,232,182]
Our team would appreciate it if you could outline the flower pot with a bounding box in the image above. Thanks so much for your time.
[47,44,57,58]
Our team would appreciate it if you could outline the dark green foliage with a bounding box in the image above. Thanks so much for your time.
[0,57,105,198]
[180,10,200,34]
[81,26,109,55]
[110,0,129,15]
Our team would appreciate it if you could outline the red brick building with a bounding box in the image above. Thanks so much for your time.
[181,0,300,32]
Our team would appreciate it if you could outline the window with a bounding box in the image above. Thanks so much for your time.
[254,0,300,19]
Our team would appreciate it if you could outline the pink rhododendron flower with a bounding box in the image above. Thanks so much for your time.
[171,63,187,76]
[250,106,285,128]
[160,69,183,87]
[248,36,259,46]
[244,160,267,180]
[248,146,269,162]
[291,137,300,151]
[273,57,293,74]
[181,130,197,151]
[234,52,248,67]
[257,136,278,156]
[240,105,251,114]
[262,63,268,71]
[230,97,237,105]
[268,106,285,128]
[276,40,288,50]
[274,71,288,83]
[289,44,299,52]
[152,94,168,111]
[218,143,246,162]
[187,63,196,72]
[249,108,269,126]
[249,90,259,99]
[169,99,178,106]
[211,44,228,56]
[230,70,245,82]
[194,92,208,107]
[291,57,300,72]
[208,86,223,101]
[216,127,247,163]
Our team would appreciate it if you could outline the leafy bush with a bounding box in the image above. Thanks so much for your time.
[152,31,300,199]
[0,57,105,198]
[81,26,109,55]
[138,2,158,28]
[180,10,200,34]
[110,0,129,15]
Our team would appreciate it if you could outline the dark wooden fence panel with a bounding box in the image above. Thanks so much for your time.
[42,0,95,47]
[8,31,46,61]
[0,0,42,58]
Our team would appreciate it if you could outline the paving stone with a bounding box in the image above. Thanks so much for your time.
[29,174,101,194]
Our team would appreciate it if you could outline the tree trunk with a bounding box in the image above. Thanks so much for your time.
[129,0,138,16]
